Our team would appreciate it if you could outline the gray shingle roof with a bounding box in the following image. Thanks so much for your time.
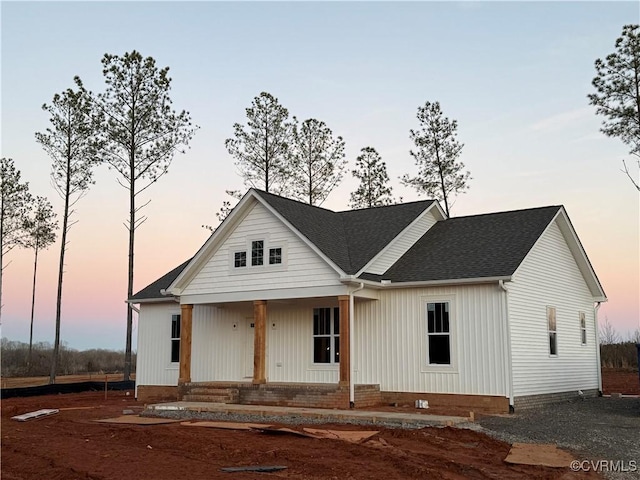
[130,191,563,301]
[359,205,561,282]
[130,258,192,301]
[256,190,434,274]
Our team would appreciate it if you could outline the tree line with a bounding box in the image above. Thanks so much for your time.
[1,23,637,384]
[0,338,135,378]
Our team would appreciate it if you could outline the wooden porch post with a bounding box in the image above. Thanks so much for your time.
[338,295,350,386]
[253,300,267,384]
[179,304,193,384]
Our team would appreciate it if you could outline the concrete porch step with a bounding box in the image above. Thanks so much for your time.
[188,387,239,396]
[182,394,239,403]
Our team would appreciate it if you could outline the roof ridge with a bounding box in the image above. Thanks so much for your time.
[337,198,435,214]
[446,205,562,221]
[252,188,339,214]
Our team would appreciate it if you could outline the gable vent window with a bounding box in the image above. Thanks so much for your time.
[234,251,247,268]
[427,302,451,365]
[313,307,340,364]
[269,247,282,265]
[548,306,557,355]
[251,240,264,266]
[171,314,181,363]
[579,312,586,345]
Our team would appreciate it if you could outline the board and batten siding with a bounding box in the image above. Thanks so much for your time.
[508,219,599,397]
[354,285,507,396]
[135,303,181,394]
[182,201,342,297]
[365,210,438,275]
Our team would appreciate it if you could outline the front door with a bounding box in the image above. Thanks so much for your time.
[244,318,254,378]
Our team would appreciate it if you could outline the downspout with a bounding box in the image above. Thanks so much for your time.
[349,282,365,407]
[594,302,603,394]
[499,280,514,411]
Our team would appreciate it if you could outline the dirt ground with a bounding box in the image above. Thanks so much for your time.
[0,373,134,389]
[1,391,601,480]
[601,368,639,395]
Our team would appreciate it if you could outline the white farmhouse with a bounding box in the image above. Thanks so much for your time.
[130,189,606,412]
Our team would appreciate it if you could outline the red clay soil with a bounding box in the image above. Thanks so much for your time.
[1,391,601,480]
[601,368,640,395]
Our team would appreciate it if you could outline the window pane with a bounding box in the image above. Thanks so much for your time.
[269,247,282,265]
[427,304,435,333]
[313,308,330,335]
[314,337,331,363]
[333,307,340,334]
[548,307,556,331]
[428,335,450,364]
[427,302,449,333]
[234,251,246,268]
[171,339,180,363]
[251,240,264,266]
[171,315,181,339]
[549,332,557,355]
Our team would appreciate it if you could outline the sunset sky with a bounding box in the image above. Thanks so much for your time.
[1,1,638,351]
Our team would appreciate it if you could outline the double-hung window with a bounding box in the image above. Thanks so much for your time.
[548,306,557,355]
[579,312,586,345]
[313,307,340,364]
[427,302,451,365]
[171,314,181,363]
[251,240,264,266]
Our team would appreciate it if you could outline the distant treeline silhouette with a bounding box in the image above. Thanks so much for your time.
[600,342,639,369]
[1,338,135,377]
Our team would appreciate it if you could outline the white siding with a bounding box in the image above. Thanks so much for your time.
[182,202,341,296]
[135,303,181,391]
[365,210,438,275]
[268,303,339,384]
[355,285,507,395]
[509,220,599,397]
[191,304,251,382]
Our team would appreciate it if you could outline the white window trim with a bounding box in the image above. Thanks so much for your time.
[167,310,181,369]
[311,306,340,367]
[579,311,587,346]
[228,237,288,274]
[420,295,457,373]
[547,306,558,357]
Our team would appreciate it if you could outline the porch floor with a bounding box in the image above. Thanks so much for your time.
[144,401,469,428]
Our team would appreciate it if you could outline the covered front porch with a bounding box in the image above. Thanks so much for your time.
[176,291,377,409]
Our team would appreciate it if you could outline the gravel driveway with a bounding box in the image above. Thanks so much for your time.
[476,397,640,479]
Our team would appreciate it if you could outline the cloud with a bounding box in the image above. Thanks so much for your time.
[530,107,593,132]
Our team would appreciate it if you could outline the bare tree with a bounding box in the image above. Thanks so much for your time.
[599,316,621,345]
[35,78,98,384]
[23,196,58,372]
[93,51,198,381]
[588,24,640,191]
[225,92,293,194]
[401,101,470,217]
[0,158,33,321]
[350,147,395,209]
[290,118,347,206]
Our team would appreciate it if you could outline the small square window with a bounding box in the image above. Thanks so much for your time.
[251,240,264,266]
[269,247,282,265]
[234,251,247,268]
